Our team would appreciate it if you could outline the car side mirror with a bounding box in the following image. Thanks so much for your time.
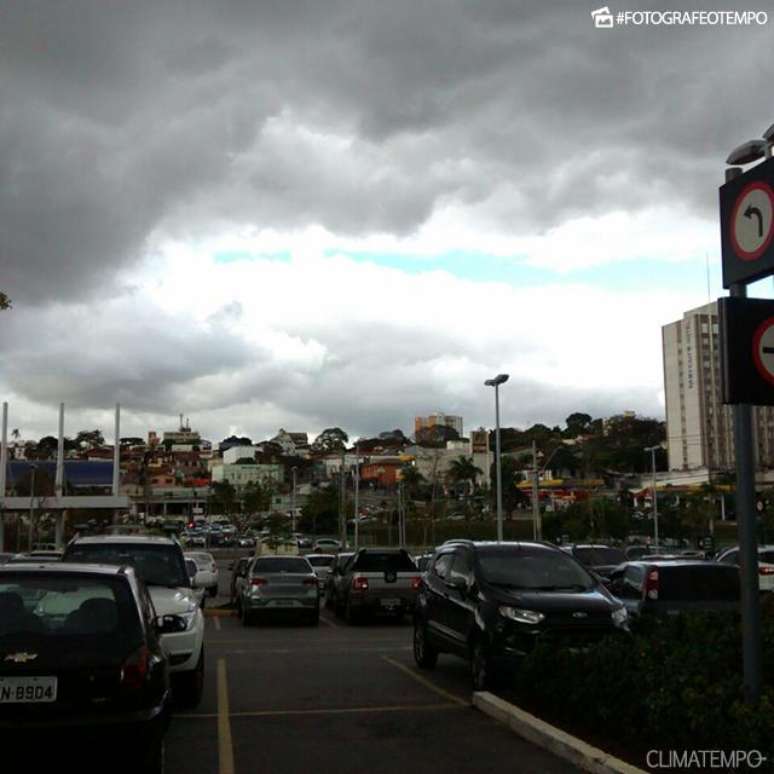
[155,614,187,634]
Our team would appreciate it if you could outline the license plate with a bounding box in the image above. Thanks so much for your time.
[380,598,401,608]
[268,600,300,607]
[0,676,57,704]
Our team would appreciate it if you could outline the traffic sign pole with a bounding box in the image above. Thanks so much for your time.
[726,167,763,705]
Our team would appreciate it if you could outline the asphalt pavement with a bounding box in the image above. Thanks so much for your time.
[163,559,574,774]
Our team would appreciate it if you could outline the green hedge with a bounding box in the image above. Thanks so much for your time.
[511,612,774,765]
[355,519,535,549]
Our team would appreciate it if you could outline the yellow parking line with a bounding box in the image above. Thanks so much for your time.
[217,659,235,774]
[213,616,222,632]
[177,703,460,721]
[319,615,338,628]
[382,656,469,707]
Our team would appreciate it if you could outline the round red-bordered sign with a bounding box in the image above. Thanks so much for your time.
[752,316,774,386]
[730,181,774,261]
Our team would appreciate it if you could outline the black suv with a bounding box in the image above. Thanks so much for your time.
[0,562,171,772]
[413,540,628,690]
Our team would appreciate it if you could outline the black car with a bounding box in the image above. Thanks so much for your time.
[413,540,628,690]
[561,544,626,580]
[606,560,741,619]
[0,562,172,773]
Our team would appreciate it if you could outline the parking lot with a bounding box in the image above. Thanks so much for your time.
[164,559,569,774]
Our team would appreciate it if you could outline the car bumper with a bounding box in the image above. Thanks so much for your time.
[161,619,204,673]
[244,597,319,611]
[348,592,417,612]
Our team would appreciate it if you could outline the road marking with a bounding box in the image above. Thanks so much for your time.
[319,614,338,628]
[211,646,412,655]
[382,656,469,707]
[177,703,460,720]
[213,616,222,632]
[217,659,235,774]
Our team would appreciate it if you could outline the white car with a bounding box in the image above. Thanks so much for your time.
[63,535,206,707]
[717,545,774,592]
[312,538,342,553]
[305,554,336,585]
[185,551,220,597]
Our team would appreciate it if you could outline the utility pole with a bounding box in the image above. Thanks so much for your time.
[645,446,660,551]
[339,449,346,547]
[290,466,297,533]
[353,445,360,550]
[532,441,541,540]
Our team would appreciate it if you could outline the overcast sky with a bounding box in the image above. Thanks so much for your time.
[2,0,773,444]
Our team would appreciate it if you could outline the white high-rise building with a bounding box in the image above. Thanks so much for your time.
[662,301,774,471]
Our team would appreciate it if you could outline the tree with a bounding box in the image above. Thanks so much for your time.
[243,481,271,515]
[210,480,237,517]
[0,292,11,310]
[490,457,530,517]
[448,456,483,496]
[75,429,105,449]
[36,436,59,460]
[399,464,426,499]
[311,427,349,453]
[564,412,592,438]
[299,487,339,534]
[416,425,459,447]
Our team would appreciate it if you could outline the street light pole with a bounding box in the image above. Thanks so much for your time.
[353,446,360,550]
[291,466,297,533]
[485,374,509,542]
[645,446,659,551]
[28,463,37,552]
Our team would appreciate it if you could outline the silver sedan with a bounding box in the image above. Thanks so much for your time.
[239,556,320,626]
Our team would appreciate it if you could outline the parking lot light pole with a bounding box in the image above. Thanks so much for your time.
[353,446,360,550]
[485,374,509,543]
[644,446,660,551]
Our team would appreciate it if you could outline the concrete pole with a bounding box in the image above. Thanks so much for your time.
[55,403,65,548]
[353,447,359,550]
[494,385,503,542]
[532,441,541,540]
[0,402,7,551]
[113,403,121,525]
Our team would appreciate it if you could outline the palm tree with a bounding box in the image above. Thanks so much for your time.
[399,464,425,498]
[448,456,483,497]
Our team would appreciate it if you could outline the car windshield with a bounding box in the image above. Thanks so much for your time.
[478,547,595,591]
[352,551,416,572]
[0,575,140,643]
[574,547,626,566]
[253,558,311,574]
[64,544,189,587]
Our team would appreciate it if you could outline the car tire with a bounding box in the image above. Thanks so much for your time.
[413,620,438,670]
[470,638,497,692]
[175,647,205,708]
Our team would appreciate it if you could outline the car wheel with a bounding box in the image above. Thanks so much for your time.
[471,639,496,692]
[175,647,205,708]
[413,620,438,670]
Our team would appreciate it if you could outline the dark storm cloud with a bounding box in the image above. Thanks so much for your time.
[2,0,770,305]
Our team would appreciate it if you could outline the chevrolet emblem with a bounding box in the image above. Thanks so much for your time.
[4,652,38,663]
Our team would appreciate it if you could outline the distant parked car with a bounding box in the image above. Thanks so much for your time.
[229,557,252,605]
[335,548,420,623]
[305,554,336,586]
[607,560,741,618]
[716,545,774,592]
[238,535,256,548]
[560,544,626,580]
[324,552,354,609]
[184,551,219,597]
[413,553,434,572]
[238,556,320,626]
[313,538,342,553]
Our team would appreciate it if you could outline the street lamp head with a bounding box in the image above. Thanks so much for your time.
[484,373,509,387]
[726,140,768,166]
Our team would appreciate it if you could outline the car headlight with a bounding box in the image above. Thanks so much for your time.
[611,606,628,627]
[179,601,199,631]
[498,606,545,624]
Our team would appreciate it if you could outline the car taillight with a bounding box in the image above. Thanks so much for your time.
[411,576,422,591]
[644,569,659,600]
[760,566,774,576]
[121,646,149,690]
[353,576,369,591]
[251,577,267,587]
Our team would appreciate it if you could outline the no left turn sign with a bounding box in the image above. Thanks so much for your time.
[753,316,774,386]
[731,181,774,261]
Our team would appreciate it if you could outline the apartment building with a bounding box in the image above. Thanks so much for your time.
[662,301,774,471]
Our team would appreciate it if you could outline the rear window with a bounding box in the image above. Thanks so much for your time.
[352,551,416,572]
[252,558,311,574]
[574,547,625,566]
[307,556,335,568]
[64,543,188,588]
[0,575,141,642]
[658,565,740,601]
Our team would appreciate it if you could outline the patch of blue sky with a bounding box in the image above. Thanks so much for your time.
[327,248,733,295]
[213,250,291,264]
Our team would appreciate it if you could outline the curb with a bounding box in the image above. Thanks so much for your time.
[472,692,646,774]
